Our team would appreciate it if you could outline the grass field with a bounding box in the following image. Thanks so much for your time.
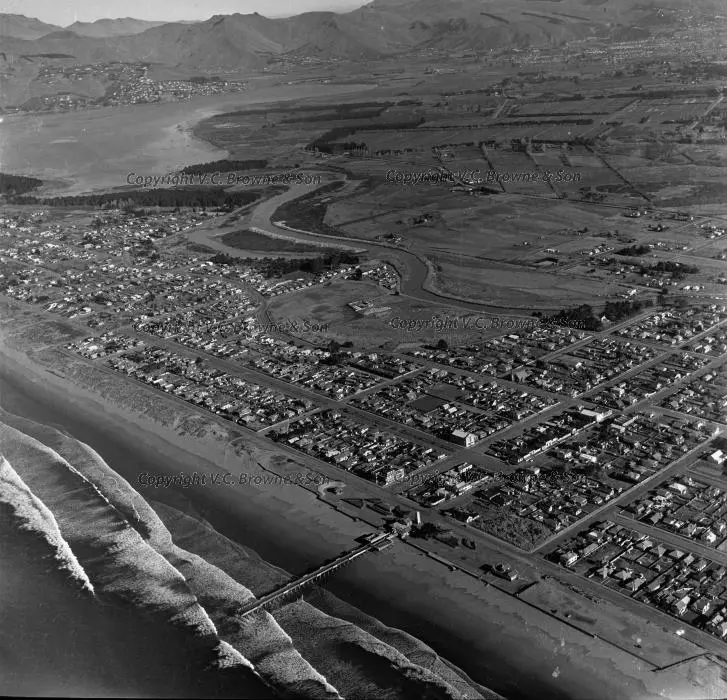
[330,190,628,260]
[265,279,392,346]
[430,254,620,309]
[265,278,516,348]
[220,229,331,254]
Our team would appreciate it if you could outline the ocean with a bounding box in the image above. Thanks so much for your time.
[0,357,656,700]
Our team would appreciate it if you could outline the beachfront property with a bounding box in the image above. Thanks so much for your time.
[405,462,496,507]
[4,7,727,698]
[105,343,315,431]
[268,408,448,486]
[548,520,727,642]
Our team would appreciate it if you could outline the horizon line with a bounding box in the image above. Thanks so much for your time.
[0,2,372,27]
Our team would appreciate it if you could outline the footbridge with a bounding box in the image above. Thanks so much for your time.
[237,531,395,617]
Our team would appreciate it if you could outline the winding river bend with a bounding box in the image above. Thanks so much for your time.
[188,175,543,318]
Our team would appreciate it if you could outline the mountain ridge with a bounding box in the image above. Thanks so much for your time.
[66,17,169,38]
[0,0,720,69]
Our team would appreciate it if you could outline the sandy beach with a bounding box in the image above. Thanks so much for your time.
[2,324,726,700]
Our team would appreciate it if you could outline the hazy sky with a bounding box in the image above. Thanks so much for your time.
[0,0,369,25]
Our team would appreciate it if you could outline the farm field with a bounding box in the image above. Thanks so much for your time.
[430,254,619,309]
[613,98,713,125]
[511,98,633,116]
[329,190,625,252]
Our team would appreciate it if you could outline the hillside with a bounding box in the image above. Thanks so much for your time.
[0,13,60,39]
[0,14,167,40]
[66,17,169,38]
[1,0,722,71]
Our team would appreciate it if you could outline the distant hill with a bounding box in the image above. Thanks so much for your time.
[65,17,169,38]
[1,0,723,70]
[0,13,60,39]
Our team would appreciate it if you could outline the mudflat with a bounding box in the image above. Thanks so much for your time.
[0,82,375,195]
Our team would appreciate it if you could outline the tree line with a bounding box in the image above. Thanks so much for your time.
[537,298,650,330]
[615,244,651,256]
[0,173,43,196]
[10,188,261,210]
[180,159,269,174]
[210,251,360,277]
[307,118,426,154]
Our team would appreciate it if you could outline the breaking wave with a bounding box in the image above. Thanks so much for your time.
[0,408,496,698]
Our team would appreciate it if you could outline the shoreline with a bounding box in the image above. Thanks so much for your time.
[0,342,521,697]
[0,82,377,197]
[1,339,723,700]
